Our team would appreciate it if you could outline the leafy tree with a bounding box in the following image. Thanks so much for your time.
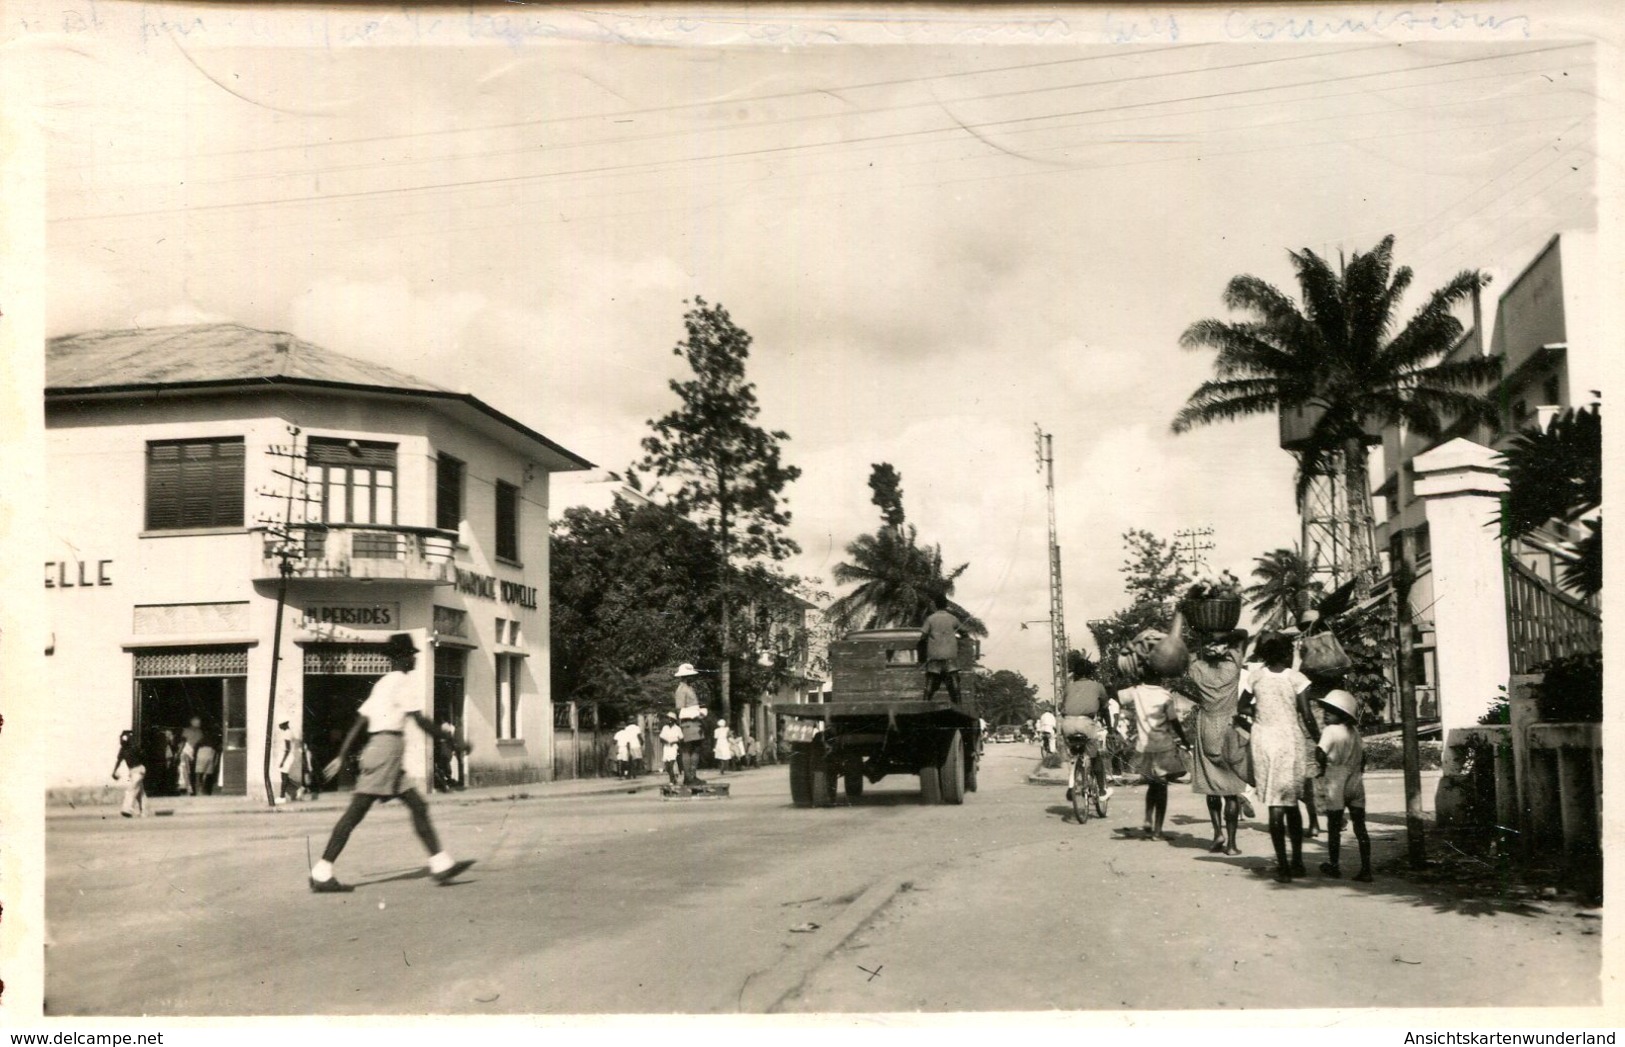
[868,462,906,529]
[1119,528,1192,608]
[827,465,987,637]
[1087,529,1192,690]
[1245,546,1324,629]
[1498,403,1601,597]
[551,498,814,727]
[1173,235,1499,592]
[636,297,802,724]
[550,499,723,720]
[975,668,1039,725]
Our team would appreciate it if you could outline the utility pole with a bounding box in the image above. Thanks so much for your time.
[257,426,318,807]
[1035,426,1066,710]
[1172,526,1216,576]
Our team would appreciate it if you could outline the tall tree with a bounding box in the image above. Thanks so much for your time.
[1244,546,1324,629]
[1173,235,1500,593]
[975,668,1039,725]
[868,462,906,529]
[827,464,987,637]
[636,297,802,724]
[550,499,723,718]
[1087,529,1192,688]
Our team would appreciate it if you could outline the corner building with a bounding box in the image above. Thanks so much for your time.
[44,324,590,800]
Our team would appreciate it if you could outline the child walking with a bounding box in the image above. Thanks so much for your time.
[713,720,732,774]
[659,713,683,785]
[1314,689,1373,882]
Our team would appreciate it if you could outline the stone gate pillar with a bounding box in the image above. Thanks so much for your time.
[1412,438,1510,732]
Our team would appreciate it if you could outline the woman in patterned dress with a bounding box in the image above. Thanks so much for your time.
[1241,634,1317,882]
[1184,629,1252,855]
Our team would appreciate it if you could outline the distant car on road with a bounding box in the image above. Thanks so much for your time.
[990,725,1020,743]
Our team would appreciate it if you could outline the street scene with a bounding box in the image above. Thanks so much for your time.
[44,746,1600,1016]
[7,0,1612,1028]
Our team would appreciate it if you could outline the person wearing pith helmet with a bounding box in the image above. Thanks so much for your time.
[308,632,475,893]
[1312,687,1373,882]
[673,663,706,784]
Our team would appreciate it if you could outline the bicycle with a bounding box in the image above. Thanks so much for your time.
[1064,731,1110,825]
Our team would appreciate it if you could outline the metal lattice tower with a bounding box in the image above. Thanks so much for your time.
[1297,450,1352,590]
[1036,427,1067,708]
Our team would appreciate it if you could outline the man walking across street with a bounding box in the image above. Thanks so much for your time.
[919,594,964,704]
[111,730,146,818]
[308,633,474,893]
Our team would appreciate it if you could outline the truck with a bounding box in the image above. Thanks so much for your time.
[779,627,982,806]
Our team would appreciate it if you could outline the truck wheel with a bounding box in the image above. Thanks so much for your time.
[809,746,836,807]
[919,765,942,805]
[940,730,966,805]
[844,765,865,800]
[789,749,813,807]
[965,744,979,794]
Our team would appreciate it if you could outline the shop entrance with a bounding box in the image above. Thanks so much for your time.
[302,644,392,791]
[131,647,249,796]
[432,647,467,792]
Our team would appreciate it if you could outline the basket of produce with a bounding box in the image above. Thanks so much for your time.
[1180,573,1244,633]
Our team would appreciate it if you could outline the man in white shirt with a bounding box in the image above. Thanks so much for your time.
[1036,707,1058,757]
[309,633,474,894]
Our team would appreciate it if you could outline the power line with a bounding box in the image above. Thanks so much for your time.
[63,106,1587,267]
[51,43,1582,225]
[93,47,1577,202]
[61,43,1210,173]
[56,58,1585,258]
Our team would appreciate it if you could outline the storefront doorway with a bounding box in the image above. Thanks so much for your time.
[131,647,248,796]
[302,644,392,792]
[432,647,467,792]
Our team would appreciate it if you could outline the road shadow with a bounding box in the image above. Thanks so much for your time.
[352,866,433,887]
[1184,835,1573,918]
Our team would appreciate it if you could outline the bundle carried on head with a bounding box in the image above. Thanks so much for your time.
[1118,619,1190,682]
[1181,572,1244,633]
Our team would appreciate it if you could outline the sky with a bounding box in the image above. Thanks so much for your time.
[10,2,1605,699]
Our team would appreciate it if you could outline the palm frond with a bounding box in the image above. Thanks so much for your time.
[1377,268,1487,373]
[1171,379,1283,433]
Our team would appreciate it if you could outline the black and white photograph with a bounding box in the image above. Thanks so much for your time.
[2,0,1616,1028]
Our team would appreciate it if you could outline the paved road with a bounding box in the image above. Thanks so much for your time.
[46,744,1599,1016]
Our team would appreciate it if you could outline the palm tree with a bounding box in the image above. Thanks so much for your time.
[1173,236,1501,592]
[1244,546,1324,629]
[1498,403,1601,597]
[827,524,989,636]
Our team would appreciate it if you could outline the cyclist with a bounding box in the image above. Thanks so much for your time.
[1035,705,1058,757]
[1059,651,1113,805]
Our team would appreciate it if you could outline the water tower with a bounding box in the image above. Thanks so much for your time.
[1279,401,1381,592]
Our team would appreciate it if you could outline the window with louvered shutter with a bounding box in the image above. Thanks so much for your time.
[495,480,519,562]
[436,455,464,532]
[145,438,244,530]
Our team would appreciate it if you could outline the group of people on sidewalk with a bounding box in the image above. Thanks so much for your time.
[110,716,222,816]
[1059,624,1372,885]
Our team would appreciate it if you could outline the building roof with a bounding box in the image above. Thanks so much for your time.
[47,323,452,392]
[46,322,593,471]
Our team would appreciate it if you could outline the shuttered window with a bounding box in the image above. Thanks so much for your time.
[495,480,519,562]
[436,455,464,532]
[145,438,245,530]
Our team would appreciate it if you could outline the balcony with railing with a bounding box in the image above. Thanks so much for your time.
[253,523,458,585]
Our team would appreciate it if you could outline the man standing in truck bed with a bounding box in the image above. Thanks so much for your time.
[920,594,964,704]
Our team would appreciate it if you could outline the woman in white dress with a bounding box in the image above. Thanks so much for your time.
[1241,634,1318,882]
